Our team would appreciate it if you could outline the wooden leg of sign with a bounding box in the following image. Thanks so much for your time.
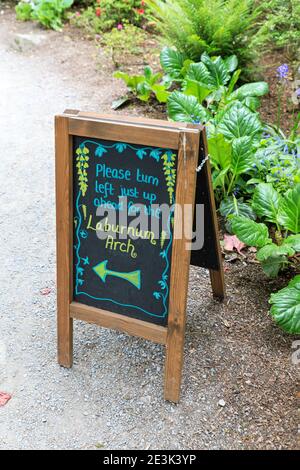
[209,268,225,300]
[164,131,199,403]
[164,316,186,403]
[57,315,73,368]
[55,115,73,368]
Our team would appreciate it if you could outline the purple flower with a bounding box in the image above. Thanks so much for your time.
[277,63,289,80]
[296,88,300,97]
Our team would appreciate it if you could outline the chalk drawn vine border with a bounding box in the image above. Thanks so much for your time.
[74,140,177,319]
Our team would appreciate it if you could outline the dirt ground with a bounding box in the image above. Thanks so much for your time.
[0,7,299,450]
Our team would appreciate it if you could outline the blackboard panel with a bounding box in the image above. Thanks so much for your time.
[190,134,220,270]
[73,136,178,326]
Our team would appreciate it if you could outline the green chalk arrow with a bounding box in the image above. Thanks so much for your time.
[93,260,141,290]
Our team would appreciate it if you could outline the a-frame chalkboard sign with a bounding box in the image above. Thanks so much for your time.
[55,110,224,403]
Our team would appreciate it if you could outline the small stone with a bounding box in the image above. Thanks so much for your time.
[11,33,47,53]
[218,399,226,407]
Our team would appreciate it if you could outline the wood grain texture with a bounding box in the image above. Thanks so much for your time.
[63,110,203,131]
[55,115,73,367]
[70,302,167,345]
[68,116,182,149]
[164,130,200,403]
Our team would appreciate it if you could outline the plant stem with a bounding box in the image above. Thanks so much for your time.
[227,173,236,196]
[277,84,282,132]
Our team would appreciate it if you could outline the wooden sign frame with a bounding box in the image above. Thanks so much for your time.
[55,110,224,403]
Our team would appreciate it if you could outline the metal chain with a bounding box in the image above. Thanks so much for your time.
[196,154,209,173]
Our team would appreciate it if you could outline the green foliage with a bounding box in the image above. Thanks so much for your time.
[217,103,262,140]
[147,0,259,68]
[70,0,149,34]
[231,183,300,278]
[278,185,300,233]
[114,66,171,103]
[164,53,268,201]
[231,216,272,248]
[164,51,268,118]
[269,275,300,334]
[16,2,33,21]
[69,6,103,34]
[16,0,73,30]
[248,131,300,195]
[252,0,300,62]
[160,47,191,81]
[220,196,256,232]
[252,183,282,226]
[166,91,209,122]
[102,25,147,66]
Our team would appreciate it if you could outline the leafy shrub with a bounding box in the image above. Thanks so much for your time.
[161,50,268,201]
[251,0,300,62]
[147,0,259,68]
[16,0,74,30]
[231,183,300,277]
[231,183,300,334]
[69,6,103,34]
[15,1,33,20]
[114,66,171,102]
[248,130,300,195]
[102,24,147,67]
[115,50,269,200]
[70,0,149,33]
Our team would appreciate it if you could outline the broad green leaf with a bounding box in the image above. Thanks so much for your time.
[185,62,216,88]
[224,55,238,73]
[220,197,256,233]
[257,243,295,262]
[114,72,145,92]
[137,82,151,101]
[247,178,264,186]
[288,275,300,288]
[269,275,300,333]
[151,84,170,103]
[143,66,163,86]
[231,82,269,100]
[218,102,262,140]
[231,136,254,175]
[220,197,256,220]
[207,133,232,169]
[160,47,186,79]
[201,53,230,87]
[252,183,282,224]
[114,71,130,85]
[206,86,226,105]
[167,91,210,123]
[227,69,241,94]
[181,59,194,78]
[282,234,300,252]
[183,80,211,104]
[212,167,230,190]
[243,96,261,112]
[261,255,287,278]
[231,215,271,248]
[183,62,215,103]
[144,66,153,81]
[278,184,300,233]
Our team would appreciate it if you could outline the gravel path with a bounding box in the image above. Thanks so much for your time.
[0,8,299,450]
